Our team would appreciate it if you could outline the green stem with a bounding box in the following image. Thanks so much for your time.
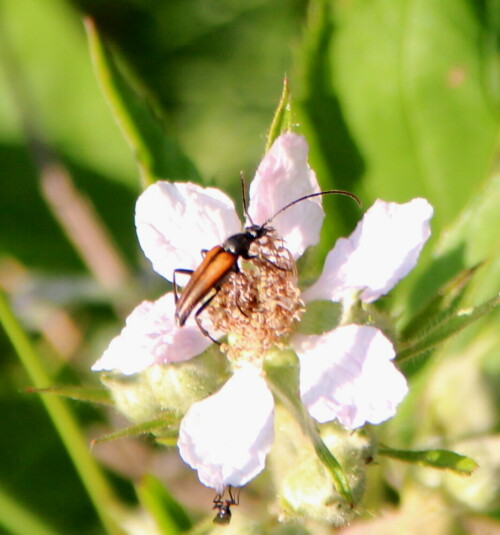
[0,290,125,535]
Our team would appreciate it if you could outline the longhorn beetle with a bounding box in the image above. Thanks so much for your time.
[173,180,360,339]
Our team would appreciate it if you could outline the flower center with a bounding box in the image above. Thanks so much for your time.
[207,230,304,363]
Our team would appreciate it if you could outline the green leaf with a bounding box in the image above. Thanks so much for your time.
[397,293,500,366]
[405,170,500,323]
[378,446,478,475]
[332,0,498,224]
[401,263,483,340]
[85,18,199,188]
[266,77,293,152]
[136,475,192,535]
[295,0,362,241]
[296,0,500,288]
[27,385,113,405]
[0,0,137,186]
[90,416,176,445]
[432,171,500,303]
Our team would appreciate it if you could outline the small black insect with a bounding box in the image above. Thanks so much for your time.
[212,486,240,525]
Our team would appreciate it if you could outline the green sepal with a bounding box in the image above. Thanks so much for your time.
[269,404,372,525]
[27,385,113,405]
[135,475,192,535]
[91,415,176,445]
[85,18,198,188]
[99,346,229,425]
[378,446,478,475]
[265,77,293,152]
[396,293,500,368]
[295,300,342,335]
[264,349,353,505]
[154,436,178,448]
[305,420,354,505]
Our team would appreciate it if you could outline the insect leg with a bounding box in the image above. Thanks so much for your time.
[258,254,290,272]
[212,486,240,525]
[212,493,223,509]
[242,249,289,271]
[228,486,240,506]
[233,283,250,318]
[173,268,193,303]
[194,290,221,345]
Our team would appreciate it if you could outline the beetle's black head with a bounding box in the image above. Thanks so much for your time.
[223,224,270,258]
[245,224,270,240]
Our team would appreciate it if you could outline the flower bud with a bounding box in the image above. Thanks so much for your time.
[270,406,375,525]
[100,347,229,429]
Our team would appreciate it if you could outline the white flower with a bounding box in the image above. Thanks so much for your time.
[178,365,274,493]
[293,325,408,429]
[135,133,324,279]
[92,293,212,375]
[303,198,433,303]
[92,133,433,491]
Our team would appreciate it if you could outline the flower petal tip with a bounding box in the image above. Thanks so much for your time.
[303,197,434,304]
[178,366,274,491]
[248,133,324,258]
[135,181,241,281]
[92,293,211,376]
[294,325,408,429]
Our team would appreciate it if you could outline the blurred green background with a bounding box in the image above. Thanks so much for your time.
[0,0,498,533]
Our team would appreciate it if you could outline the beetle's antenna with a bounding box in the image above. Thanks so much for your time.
[239,171,255,226]
[264,189,361,226]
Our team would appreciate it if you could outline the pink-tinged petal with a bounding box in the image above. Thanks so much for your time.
[178,365,274,493]
[92,293,211,375]
[292,325,408,429]
[247,133,323,259]
[303,198,433,303]
[135,181,242,282]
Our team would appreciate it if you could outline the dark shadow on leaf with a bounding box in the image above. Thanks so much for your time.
[297,0,365,237]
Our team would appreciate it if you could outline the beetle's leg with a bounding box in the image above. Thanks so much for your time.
[195,314,220,345]
[259,255,289,272]
[236,300,249,318]
[173,268,193,303]
[233,285,249,318]
[250,247,295,273]
[242,251,287,271]
[194,291,221,345]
